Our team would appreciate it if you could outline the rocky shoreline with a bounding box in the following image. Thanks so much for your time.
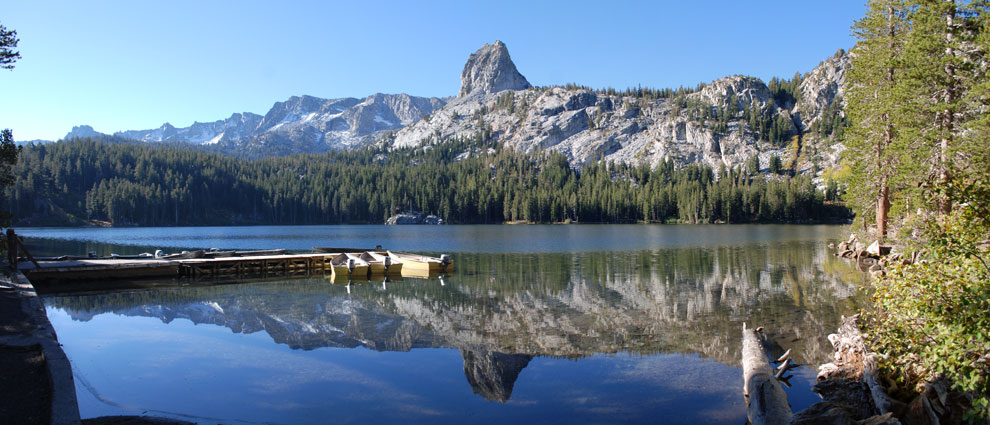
[746,314,979,425]
[743,236,984,425]
[830,234,914,275]
[385,212,445,225]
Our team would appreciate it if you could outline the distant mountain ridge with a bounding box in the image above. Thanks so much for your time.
[62,93,447,157]
[56,41,848,175]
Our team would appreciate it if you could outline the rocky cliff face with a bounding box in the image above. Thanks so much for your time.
[458,41,531,98]
[790,50,851,175]
[396,42,849,178]
[795,49,850,131]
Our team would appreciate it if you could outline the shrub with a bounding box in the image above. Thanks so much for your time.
[866,209,990,421]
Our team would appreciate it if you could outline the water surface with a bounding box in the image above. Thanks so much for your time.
[22,223,847,254]
[30,225,866,424]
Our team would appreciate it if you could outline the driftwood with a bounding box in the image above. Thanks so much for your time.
[776,348,792,363]
[813,315,907,425]
[742,323,793,425]
[817,316,897,413]
[742,319,904,425]
[863,356,894,415]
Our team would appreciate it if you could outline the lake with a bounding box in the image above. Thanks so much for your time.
[21,224,867,424]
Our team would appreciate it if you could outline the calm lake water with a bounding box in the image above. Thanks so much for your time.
[23,224,867,424]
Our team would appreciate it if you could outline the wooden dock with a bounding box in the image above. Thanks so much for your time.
[177,253,337,279]
[18,251,448,283]
[6,229,449,285]
[19,258,181,281]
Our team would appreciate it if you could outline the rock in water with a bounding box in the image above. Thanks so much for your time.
[458,40,531,98]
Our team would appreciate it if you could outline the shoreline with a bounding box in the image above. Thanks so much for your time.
[0,268,80,424]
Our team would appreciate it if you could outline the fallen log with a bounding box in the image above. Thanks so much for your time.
[742,323,792,425]
[862,355,894,415]
[816,315,902,420]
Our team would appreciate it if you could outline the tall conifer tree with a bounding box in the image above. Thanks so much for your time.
[899,0,981,217]
[847,0,909,241]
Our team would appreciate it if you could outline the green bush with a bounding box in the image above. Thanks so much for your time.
[866,209,990,421]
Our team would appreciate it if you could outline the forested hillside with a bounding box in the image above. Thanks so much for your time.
[4,135,845,226]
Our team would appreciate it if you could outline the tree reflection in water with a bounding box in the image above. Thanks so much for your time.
[45,243,866,404]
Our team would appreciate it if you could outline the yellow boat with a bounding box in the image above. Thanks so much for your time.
[360,252,393,276]
[327,253,368,280]
[386,251,453,274]
[344,253,370,278]
[327,254,351,280]
[399,267,442,279]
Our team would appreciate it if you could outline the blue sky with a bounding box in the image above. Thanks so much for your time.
[1,0,866,141]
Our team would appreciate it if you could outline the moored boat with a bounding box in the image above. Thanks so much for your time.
[313,247,379,254]
[327,254,353,280]
[204,249,287,258]
[343,253,370,278]
[386,251,453,273]
[162,250,206,260]
[358,252,387,276]
[364,251,402,276]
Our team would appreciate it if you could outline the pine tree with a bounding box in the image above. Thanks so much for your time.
[898,0,982,218]
[846,0,909,241]
[0,23,21,231]
[962,1,990,223]
[0,22,20,70]
[769,155,783,174]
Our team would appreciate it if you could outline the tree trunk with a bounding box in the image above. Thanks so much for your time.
[939,4,955,216]
[877,6,896,242]
[877,180,890,241]
[741,324,792,425]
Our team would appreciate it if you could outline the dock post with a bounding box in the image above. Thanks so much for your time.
[17,237,41,270]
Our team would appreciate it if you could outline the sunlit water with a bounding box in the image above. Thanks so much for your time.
[24,224,867,424]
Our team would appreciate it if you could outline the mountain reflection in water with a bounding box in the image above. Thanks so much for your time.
[44,244,866,422]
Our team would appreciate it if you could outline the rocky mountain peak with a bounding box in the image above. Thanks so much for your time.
[458,40,531,98]
[692,75,773,111]
[64,125,103,140]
